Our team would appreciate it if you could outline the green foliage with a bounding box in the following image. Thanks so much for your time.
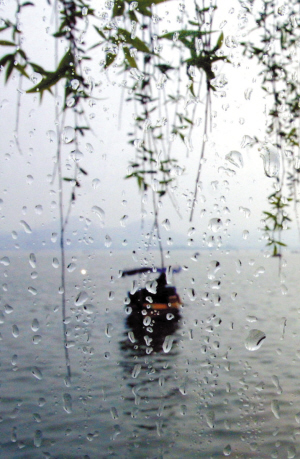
[263,191,291,256]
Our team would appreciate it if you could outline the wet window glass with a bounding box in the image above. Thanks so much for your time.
[1,0,300,458]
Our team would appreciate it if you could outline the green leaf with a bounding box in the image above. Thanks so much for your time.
[5,58,15,82]
[161,29,212,41]
[215,31,224,51]
[0,40,16,46]
[112,0,125,17]
[14,63,29,78]
[123,46,137,68]
[117,28,151,53]
[0,53,13,68]
[104,52,116,69]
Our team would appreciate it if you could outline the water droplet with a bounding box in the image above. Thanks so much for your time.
[225,150,243,168]
[254,266,265,277]
[223,444,232,456]
[187,288,197,301]
[4,304,13,314]
[27,175,34,185]
[245,329,266,351]
[51,233,58,243]
[261,145,280,178]
[29,253,36,268]
[242,230,249,239]
[207,260,220,280]
[244,87,253,100]
[83,304,95,314]
[32,335,42,344]
[128,331,135,343]
[46,130,56,142]
[35,205,43,215]
[12,325,19,338]
[75,291,88,306]
[162,335,174,353]
[225,35,238,48]
[91,206,105,220]
[20,220,32,234]
[120,215,128,227]
[38,398,46,407]
[33,413,41,423]
[110,407,118,420]
[31,318,39,332]
[63,393,72,414]
[287,445,296,459]
[166,313,174,320]
[105,323,113,337]
[71,79,80,90]
[92,178,101,189]
[271,399,280,419]
[162,219,171,231]
[132,364,141,378]
[246,315,257,322]
[208,218,223,232]
[206,410,215,428]
[0,256,10,266]
[67,263,76,273]
[70,149,83,162]
[31,366,43,380]
[28,287,37,296]
[52,258,59,268]
[33,430,42,447]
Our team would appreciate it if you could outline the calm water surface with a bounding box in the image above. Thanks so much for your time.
[0,250,300,458]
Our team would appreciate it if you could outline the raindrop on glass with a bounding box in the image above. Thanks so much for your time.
[245,329,266,351]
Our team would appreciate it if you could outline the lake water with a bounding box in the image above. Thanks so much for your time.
[1,249,300,459]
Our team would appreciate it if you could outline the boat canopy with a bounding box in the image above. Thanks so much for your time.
[122,266,181,277]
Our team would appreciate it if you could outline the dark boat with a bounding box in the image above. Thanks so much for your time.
[122,268,182,319]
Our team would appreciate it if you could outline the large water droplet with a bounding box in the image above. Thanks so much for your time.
[271,399,280,419]
[162,219,171,231]
[223,444,232,456]
[207,260,220,280]
[63,393,72,414]
[20,220,32,234]
[0,256,10,266]
[70,149,83,162]
[162,335,174,353]
[91,206,105,220]
[208,218,223,233]
[52,258,59,268]
[29,253,36,268]
[132,364,141,378]
[261,145,280,178]
[225,150,243,168]
[75,291,88,306]
[206,410,215,428]
[62,126,75,144]
[31,318,39,332]
[31,366,43,380]
[245,329,266,351]
[4,304,13,314]
[12,325,19,338]
[92,178,101,189]
[33,430,42,447]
